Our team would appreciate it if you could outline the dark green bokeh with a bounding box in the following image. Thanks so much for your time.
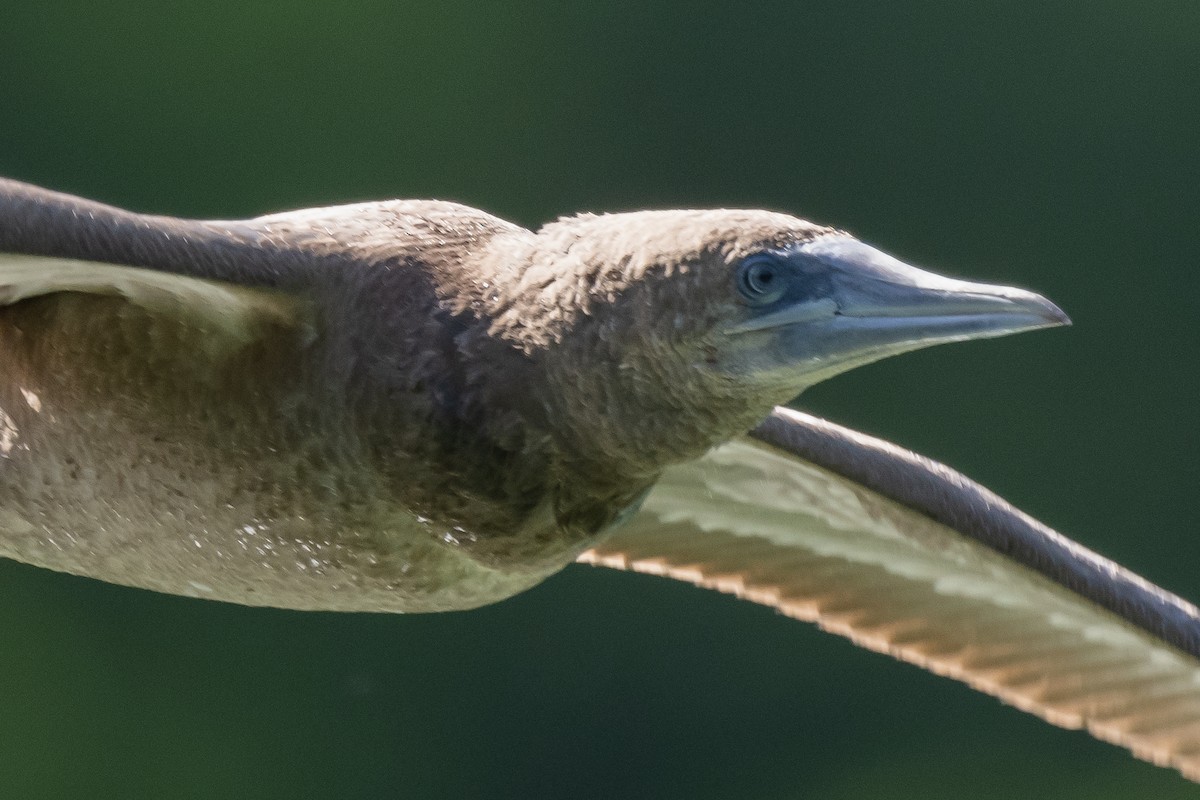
[2,1,1199,797]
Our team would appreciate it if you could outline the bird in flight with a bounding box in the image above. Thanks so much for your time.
[0,178,1197,781]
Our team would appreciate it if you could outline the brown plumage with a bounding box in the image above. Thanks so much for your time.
[1,178,1198,781]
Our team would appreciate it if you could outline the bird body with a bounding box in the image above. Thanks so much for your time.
[0,194,605,612]
[2,178,1199,781]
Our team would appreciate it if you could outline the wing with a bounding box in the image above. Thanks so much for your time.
[0,177,320,336]
[581,407,1200,782]
[0,178,328,410]
[0,177,522,368]
[0,253,304,353]
[0,178,314,285]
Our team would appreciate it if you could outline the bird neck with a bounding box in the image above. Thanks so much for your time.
[535,340,778,487]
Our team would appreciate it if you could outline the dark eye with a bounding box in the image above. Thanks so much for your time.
[736,255,788,305]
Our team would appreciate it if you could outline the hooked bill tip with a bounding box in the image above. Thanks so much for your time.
[1009,289,1071,329]
[1042,299,1072,327]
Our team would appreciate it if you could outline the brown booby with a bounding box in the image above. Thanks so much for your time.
[0,178,1197,781]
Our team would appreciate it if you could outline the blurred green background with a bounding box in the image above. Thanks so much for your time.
[2,1,1199,797]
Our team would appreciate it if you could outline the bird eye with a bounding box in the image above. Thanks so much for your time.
[736,255,788,306]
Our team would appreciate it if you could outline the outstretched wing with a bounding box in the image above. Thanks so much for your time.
[0,178,320,348]
[582,407,1200,781]
[0,177,520,371]
[0,179,318,448]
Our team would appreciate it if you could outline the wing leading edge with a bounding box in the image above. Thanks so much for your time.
[581,407,1200,780]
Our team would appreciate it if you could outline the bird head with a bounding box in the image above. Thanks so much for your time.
[475,209,1068,478]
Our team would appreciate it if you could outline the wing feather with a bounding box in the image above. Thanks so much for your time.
[581,409,1200,781]
[0,254,305,354]
[0,178,325,356]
